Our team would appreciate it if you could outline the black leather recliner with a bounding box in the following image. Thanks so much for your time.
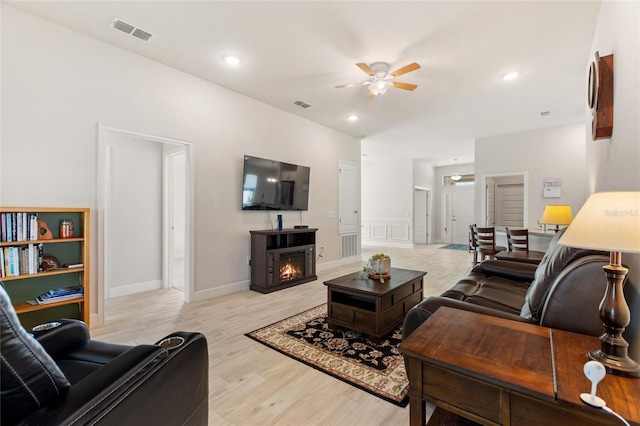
[403,228,612,339]
[1,285,209,426]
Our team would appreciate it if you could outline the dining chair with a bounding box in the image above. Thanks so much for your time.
[471,226,507,265]
[505,227,546,256]
[506,228,531,251]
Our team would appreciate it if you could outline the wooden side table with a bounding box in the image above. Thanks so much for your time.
[494,250,545,265]
[399,307,640,426]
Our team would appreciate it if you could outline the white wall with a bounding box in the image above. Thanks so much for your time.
[0,7,360,317]
[412,159,435,190]
[108,134,163,298]
[475,124,588,228]
[361,157,413,246]
[587,0,640,362]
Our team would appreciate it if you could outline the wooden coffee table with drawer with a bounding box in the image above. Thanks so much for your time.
[324,268,426,343]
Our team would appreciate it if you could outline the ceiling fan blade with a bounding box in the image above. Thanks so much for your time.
[356,62,375,76]
[390,62,421,77]
[366,91,375,100]
[392,81,418,91]
[335,82,367,89]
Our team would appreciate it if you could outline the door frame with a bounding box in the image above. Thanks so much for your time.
[413,186,431,244]
[163,148,187,292]
[479,172,529,227]
[97,124,195,327]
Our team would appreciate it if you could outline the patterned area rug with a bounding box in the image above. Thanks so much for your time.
[245,304,408,406]
[439,243,469,251]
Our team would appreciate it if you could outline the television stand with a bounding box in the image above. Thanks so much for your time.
[250,228,318,293]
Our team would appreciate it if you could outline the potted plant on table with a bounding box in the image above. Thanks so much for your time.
[363,253,391,282]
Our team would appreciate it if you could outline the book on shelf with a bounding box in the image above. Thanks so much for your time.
[27,293,84,305]
[0,212,39,243]
[27,285,84,305]
[0,244,43,277]
[46,285,84,297]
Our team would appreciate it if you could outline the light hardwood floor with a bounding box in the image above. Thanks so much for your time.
[92,244,474,425]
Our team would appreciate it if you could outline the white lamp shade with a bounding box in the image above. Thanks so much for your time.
[558,191,640,253]
[540,205,573,225]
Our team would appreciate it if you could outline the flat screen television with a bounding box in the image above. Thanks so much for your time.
[242,155,310,211]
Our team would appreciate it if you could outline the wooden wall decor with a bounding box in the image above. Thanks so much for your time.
[37,219,53,240]
[588,52,614,140]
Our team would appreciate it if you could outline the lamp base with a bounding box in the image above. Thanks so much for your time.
[590,259,640,378]
[587,349,640,378]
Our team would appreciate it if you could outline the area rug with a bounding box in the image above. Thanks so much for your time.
[245,304,409,407]
[439,243,469,251]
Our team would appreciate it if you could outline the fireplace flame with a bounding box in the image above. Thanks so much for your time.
[280,261,303,282]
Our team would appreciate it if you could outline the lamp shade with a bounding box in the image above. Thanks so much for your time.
[540,205,573,226]
[558,191,640,253]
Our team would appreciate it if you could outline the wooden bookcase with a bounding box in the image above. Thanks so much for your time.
[1,207,90,328]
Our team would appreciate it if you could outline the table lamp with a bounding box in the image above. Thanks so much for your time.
[540,204,573,232]
[558,191,640,377]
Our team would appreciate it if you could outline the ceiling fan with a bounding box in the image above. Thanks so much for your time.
[335,62,421,99]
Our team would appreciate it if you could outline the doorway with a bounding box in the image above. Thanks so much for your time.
[339,160,359,258]
[97,124,194,327]
[413,187,430,244]
[481,173,528,227]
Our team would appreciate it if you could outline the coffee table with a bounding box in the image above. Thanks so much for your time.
[324,267,426,343]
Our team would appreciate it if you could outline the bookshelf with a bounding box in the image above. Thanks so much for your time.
[0,207,90,328]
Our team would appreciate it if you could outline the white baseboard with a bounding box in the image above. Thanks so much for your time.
[108,280,162,299]
[361,240,414,248]
[317,256,360,272]
[193,279,249,301]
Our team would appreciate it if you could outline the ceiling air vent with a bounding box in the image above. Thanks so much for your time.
[111,17,153,42]
[293,100,313,109]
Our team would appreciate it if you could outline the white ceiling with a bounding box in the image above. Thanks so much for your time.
[6,1,602,166]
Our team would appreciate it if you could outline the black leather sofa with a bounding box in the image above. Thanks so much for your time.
[1,285,209,426]
[403,228,611,339]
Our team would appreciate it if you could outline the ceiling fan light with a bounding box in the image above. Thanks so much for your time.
[369,80,391,96]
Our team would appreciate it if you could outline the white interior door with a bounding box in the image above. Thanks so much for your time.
[495,183,524,227]
[167,150,186,292]
[451,190,475,245]
[486,177,495,226]
[338,160,358,234]
[413,189,428,244]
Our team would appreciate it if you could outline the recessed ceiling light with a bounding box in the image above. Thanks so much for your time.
[503,71,520,81]
[223,55,240,65]
[347,115,358,122]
